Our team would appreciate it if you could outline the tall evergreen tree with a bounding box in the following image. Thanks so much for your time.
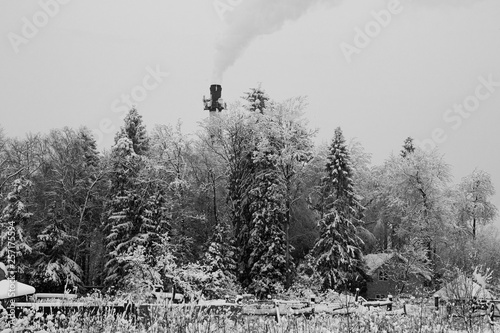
[312,127,365,290]
[0,177,33,278]
[245,145,288,297]
[103,138,143,289]
[104,108,150,289]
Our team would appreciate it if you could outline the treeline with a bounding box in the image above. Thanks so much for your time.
[0,87,498,298]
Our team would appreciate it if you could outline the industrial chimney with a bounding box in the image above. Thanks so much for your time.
[203,84,226,114]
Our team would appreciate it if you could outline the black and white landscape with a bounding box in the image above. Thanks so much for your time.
[1,1,500,332]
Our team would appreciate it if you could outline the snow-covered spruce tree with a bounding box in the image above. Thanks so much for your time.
[0,177,33,278]
[78,127,100,168]
[244,137,288,298]
[202,221,238,298]
[114,107,150,155]
[228,144,255,280]
[138,188,171,268]
[311,127,365,291]
[103,138,142,289]
[31,203,82,292]
[103,108,149,290]
[400,137,415,158]
[242,84,269,114]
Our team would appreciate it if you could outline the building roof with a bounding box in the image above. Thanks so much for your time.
[434,276,493,300]
[364,252,433,281]
[364,253,395,276]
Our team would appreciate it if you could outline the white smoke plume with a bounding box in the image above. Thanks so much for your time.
[212,0,338,83]
[212,0,484,82]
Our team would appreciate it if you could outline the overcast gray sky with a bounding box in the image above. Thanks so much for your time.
[1,0,500,221]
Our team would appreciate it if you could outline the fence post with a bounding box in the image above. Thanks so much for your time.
[274,300,281,324]
[434,296,439,312]
[489,302,495,323]
[387,295,393,311]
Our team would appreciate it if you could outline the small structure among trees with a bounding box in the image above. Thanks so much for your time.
[434,275,493,301]
[363,252,431,300]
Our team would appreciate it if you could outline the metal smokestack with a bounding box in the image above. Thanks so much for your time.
[210,84,222,105]
[203,84,226,114]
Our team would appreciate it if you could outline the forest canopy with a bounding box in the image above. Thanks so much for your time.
[0,87,498,299]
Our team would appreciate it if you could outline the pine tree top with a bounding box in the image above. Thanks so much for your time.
[78,127,100,167]
[401,137,415,158]
[322,127,363,216]
[242,84,270,114]
[114,108,149,155]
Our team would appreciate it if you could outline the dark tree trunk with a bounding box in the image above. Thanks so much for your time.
[285,197,291,289]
